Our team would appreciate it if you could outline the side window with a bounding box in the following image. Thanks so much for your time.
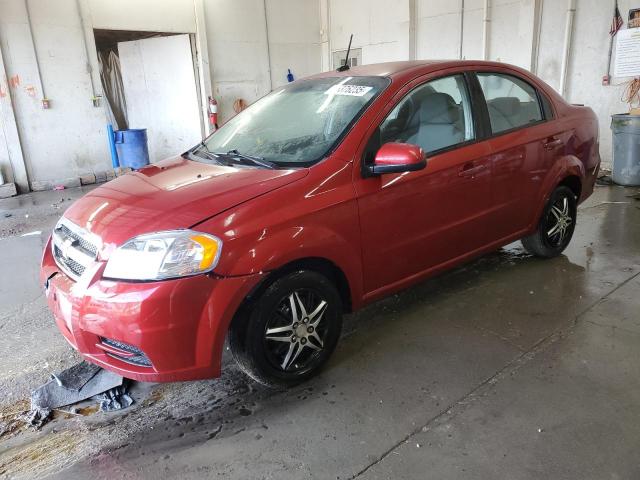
[540,92,554,120]
[378,74,475,154]
[477,73,543,134]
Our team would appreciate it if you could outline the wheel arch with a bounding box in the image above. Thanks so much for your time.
[225,256,353,358]
[236,257,353,317]
[529,155,585,233]
[558,174,582,200]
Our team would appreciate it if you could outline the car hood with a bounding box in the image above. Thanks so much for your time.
[63,156,309,249]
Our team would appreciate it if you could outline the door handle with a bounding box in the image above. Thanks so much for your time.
[458,163,486,178]
[543,137,563,150]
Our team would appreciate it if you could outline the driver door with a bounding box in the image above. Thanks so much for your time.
[354,73,493,297]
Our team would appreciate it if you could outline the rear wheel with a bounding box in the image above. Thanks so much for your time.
[522,185,577,258]
[229,270,342,388]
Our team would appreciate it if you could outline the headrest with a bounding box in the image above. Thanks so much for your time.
[489,97,521,117]
[419,93,460,124]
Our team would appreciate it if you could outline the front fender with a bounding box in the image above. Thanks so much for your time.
[222,223,364,309]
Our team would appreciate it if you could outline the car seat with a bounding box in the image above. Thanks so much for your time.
[406,92,464,152]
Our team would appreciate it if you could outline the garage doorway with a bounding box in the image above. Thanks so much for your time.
[94,29,204,163]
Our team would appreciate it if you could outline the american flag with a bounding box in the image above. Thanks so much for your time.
[610,2,624,36]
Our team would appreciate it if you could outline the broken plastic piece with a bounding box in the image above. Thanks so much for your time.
[51,361,101,391]
[18,407,52,429]
[98,384,134,412]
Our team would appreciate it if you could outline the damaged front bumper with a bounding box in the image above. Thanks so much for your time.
[41,236,261,382]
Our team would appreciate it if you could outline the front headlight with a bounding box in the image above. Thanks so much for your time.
[103,230,222,281]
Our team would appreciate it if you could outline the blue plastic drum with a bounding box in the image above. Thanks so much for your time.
[114,129,150,170]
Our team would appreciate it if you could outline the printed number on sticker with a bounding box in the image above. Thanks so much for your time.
[327,85,373,97]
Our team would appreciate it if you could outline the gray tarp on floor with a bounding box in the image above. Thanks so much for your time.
[20,362,134,429]
[31,367,123,411]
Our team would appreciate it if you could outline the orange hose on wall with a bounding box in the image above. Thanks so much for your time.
[621,78,640,109]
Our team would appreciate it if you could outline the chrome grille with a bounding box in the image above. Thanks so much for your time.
[54,245,86,277]
[51,219,100,281]
[57,224,98,257]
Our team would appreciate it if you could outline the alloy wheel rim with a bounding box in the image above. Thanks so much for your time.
[546,196,573,247]
[264,289,329,372]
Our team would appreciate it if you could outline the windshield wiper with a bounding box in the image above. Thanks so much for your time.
[188,143,229,165]
[213,150,276,169]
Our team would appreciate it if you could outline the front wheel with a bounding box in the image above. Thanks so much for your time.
[522,185,577,258]
[229,270,343,388]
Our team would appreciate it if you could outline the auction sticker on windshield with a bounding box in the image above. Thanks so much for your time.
[326,84,374,97]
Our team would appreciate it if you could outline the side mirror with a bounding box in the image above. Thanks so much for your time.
[365,143,427,176]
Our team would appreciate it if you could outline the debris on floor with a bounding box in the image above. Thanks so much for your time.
[18,407,52,430]
[98,385,134,412]
[21,361,134,429]
[596,174,614,186]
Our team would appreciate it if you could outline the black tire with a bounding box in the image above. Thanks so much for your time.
[522,185,577,258]
[229,270,343,388]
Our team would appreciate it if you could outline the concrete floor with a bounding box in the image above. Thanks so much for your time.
[0,183,639,479]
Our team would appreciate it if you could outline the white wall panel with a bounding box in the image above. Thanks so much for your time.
[119,35,202,162]
[266,0,322,88]
[88,0,196,33]
[0,0,109,185]
[489,0,536,69]
[416,0,461,59]
[204,0,272,123]
[329,0,410,65]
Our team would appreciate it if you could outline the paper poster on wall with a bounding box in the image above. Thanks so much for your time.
[630,8,640,28]
[614,28,640,77]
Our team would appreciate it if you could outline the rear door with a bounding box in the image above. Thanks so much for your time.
[354,72,493,295]
[472,71,564,238]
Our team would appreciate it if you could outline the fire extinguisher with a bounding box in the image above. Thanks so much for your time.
[208,96,219,130]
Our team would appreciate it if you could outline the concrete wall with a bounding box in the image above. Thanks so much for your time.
[328,0,535,69]
[88,0,197,33]
[324,0,640,167]
[329,0,411,65]
[205,0,271,124]
[266,0,322,89]
[0,0,109,191]
[0,0,637,191]
[538,0,640,170]
[0,0,321,191]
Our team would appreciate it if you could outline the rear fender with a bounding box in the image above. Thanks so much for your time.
[529,155,585,232]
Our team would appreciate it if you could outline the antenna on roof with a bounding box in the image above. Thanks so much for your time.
[337,34,353,72]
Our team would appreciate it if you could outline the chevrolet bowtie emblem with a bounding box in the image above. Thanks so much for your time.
[60,238,78,260]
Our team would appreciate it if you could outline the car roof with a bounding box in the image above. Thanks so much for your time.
[303,59,566,113]
[306,59,526,80]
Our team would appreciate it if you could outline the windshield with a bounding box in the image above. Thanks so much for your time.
[200,76,389,166]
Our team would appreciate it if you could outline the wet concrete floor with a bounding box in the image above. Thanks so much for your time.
[0,184,638,479]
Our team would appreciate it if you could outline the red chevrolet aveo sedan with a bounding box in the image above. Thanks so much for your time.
[41,61,600,387]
